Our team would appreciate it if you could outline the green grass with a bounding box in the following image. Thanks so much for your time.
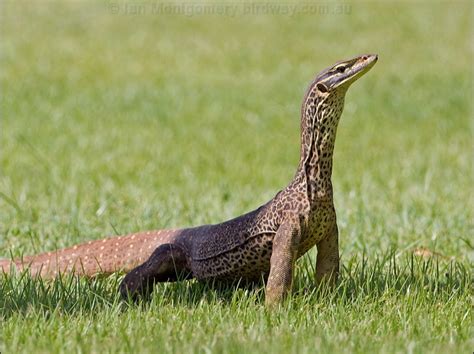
[1,1,472,353]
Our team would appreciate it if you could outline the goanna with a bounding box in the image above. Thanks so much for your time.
[0,54,378,306]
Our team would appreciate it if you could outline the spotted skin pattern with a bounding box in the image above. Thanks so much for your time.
[0,54,378,306]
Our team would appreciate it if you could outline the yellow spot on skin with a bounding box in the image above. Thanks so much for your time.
[102,239,107,243]
[115,242,119,246]
[114,255,118,258]
[100,246,104,250]
[131,235,136,240]
[99,254,103,258]
[84,256,88,260]
[146,231,151,235]
[127,253,131,257]
[73,246,78,250]
[88,241,92,245]
[148,245,152,249]
[129,244,134,248]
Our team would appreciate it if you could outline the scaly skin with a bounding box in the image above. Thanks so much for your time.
[0,54,378,306]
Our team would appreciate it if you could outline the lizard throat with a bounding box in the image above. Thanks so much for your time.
[299,89,346,202]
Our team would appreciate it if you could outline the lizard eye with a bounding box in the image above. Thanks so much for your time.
[335,65,346,73]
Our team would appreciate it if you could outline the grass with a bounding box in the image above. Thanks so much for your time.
[0,1,472,353]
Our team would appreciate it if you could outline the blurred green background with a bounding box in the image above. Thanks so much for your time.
[1,1,471,256]
[0,1,472,353]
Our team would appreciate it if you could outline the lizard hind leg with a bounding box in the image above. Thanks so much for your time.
[119,243,191,300]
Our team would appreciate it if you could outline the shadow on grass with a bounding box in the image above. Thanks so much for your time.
[0,251,471,319]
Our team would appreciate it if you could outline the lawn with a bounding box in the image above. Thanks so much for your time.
[0,1,472,353]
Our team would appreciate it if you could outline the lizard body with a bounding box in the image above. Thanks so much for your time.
[0,54,377,305]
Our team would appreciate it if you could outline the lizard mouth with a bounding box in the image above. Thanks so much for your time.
[335,54,378,88]
[318,54,378,91]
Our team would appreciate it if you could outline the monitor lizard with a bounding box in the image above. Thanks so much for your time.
[0,54,378,306]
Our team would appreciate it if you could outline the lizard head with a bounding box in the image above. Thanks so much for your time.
[301,54,378,124]
[298,54,378,168]
[312,54,378,94]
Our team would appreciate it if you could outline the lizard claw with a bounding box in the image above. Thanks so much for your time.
[119,269,145,301]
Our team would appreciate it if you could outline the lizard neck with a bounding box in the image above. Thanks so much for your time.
[294,86,347,204]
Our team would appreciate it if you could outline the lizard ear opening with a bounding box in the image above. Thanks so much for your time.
[316,83,328,93]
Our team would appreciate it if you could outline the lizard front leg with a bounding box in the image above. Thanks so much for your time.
[265,216,301,307]
[119,243,190,300]
[316,223,339,286]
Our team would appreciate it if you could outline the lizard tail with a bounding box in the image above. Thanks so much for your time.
[0,229,180,278]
